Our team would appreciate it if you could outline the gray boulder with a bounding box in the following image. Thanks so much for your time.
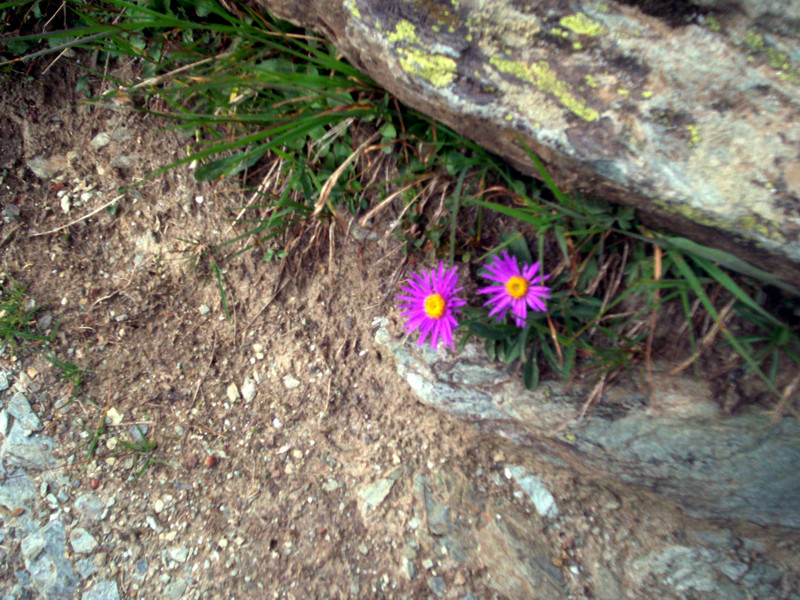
[376,322,800,528]
[253,0,800,288]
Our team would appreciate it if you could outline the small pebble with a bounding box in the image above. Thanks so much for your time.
[241,378,256,402]
[105,408,123,426]
[282,375,301,390]
[427,576,446,597]
[69,528,98,554]
[129,424,150,442]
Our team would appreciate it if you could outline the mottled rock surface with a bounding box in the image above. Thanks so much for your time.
[253,0,800,288]
[376,322,800,528]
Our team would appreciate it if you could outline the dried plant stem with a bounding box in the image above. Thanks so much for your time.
[31,195,124,237]
[312,132,379,216]
[669,298,736,375]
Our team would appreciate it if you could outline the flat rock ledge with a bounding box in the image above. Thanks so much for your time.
[255,0,800,288]
[376,322,800,529]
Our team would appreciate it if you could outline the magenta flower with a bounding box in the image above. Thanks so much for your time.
[478,250,550,327]
[397,262,466,350]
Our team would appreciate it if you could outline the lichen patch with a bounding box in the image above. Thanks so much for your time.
[490,57,600,122]
[559,13,608,37]
[399,48,457,88]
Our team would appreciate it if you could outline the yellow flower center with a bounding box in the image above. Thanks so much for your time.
[505,276,528,299]
[423,293,446,319]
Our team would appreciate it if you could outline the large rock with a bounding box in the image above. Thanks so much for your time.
[253,0,800,288]
[375,322,800,528]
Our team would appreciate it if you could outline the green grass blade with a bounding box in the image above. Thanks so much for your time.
[668,250,783,397]
[448,167,467,265]
[662,236,800,296]
[210,260,229,320]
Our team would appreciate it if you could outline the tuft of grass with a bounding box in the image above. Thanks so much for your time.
[44,349,87,400]
[82,413,107,460]
[118,426,161,481]
[0,272,87,397]
[0,270,44,356]
[460,141,800,411]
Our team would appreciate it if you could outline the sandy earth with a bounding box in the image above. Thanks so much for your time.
[1,60,799,600]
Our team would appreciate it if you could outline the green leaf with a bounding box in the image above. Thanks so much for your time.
[379,122,396,139]
[457,329,473,352]
[448,167,467,265]
[467,321,510,341]
[306,125,328,141]
[503,232,533,264]
[523,346,539,390]
[469,197,548,228]
[554,225,570,262]
[210,260,230,320]
[195,0,213,17]
[668,249,783,398]
[688,253,786,328]
[194,148,266,181]
[485,339,497,361]
[504,336,522,364]
[518,138,569,204]
[3,38,32,55]
[662,236,800,296]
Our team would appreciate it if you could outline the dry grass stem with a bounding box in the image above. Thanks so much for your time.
[547,316,563,362]
[128,52,233,91]
[31,194,124,237]
[578,373,608,422]
[309,117,354,163]
[646,245,663,395]
[225,157,283,235]
[358,181,421,229]
[767,373,800,420]
[669,298,736,375]
[312,131,380,216]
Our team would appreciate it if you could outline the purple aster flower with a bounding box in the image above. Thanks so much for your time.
[478,250,550,327]
[397,262,466,350]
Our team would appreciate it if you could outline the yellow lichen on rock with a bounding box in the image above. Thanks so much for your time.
[345,0,360,19]
[735,214,786,241]
[385,19,456,88]
[399,48,457,88]
[559,13,607,37]
[686,125,700,147]
[490,57,599,121]
[388,19,419,43]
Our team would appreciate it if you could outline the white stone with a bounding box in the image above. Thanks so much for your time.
[282,375,301,390]
[506,465,558,519]
[226,383,240,402]
[90,132,111,150]
[241,378,256,402]
[105,407,123,427]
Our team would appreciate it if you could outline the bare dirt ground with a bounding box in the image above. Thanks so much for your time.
[2,60,800,600]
